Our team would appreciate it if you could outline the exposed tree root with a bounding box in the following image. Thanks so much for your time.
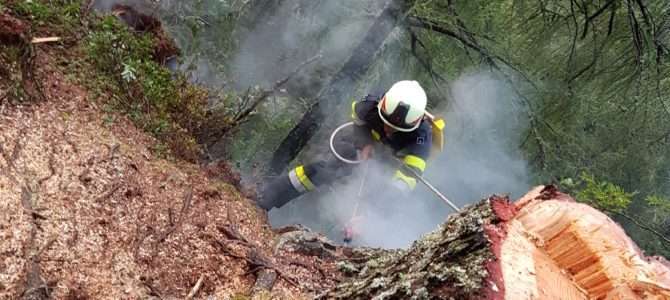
[19,186,50,300]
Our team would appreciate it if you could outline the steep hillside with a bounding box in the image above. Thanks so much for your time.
[0,6,341,300]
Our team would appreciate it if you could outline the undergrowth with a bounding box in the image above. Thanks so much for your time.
[83,15,214,162]
[11,0,81,34]
[3,0,238,162]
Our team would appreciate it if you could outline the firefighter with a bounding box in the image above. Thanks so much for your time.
[257,80,433,211]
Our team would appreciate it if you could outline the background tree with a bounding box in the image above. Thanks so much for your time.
[154,0,670,256]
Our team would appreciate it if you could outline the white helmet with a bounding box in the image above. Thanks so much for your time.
[378,80,427,132]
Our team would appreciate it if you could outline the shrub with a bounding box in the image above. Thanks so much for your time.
[568,172,635,213]
[13,0,81,32]
[85,16,210,162]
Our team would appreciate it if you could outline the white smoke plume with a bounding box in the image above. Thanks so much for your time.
[269,72,532,249]
[90,0,531,248]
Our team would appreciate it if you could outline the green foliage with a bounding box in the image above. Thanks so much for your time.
[86,17,155,71]
[406,0,670,257]
[84,16,211,162]
[14,1,52,21]
[572,173,635,213]
[645,195,670,227]
[646,195,670,213]
[159,1,243,77]
[12,0,81,32]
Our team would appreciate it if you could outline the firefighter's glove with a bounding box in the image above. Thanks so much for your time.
[391,177,412,194]
[357,144,374,161]
[391,170,416,194]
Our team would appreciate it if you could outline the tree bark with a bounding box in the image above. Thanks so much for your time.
[319,198,502,299]
[321,186,670,299]
[267,0,416,175]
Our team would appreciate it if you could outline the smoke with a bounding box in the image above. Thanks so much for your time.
[91,0,156,13]
[230,0,388,94]
[91,0,531,248]
[269,72,532,249]
[432,73,531,204]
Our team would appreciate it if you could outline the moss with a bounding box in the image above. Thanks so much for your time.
[320,199,499,299]
[337,261,360,275]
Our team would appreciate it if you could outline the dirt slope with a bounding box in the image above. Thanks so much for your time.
[0,42,341,299]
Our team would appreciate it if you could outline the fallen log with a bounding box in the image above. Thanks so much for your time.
[322,185,670,299]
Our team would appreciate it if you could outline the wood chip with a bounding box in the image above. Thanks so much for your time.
[31,37,61,44]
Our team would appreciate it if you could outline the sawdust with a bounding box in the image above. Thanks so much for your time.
[0,46,341,299]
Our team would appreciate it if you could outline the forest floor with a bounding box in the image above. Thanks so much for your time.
[0,8,345,300]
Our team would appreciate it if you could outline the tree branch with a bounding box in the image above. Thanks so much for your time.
[605,208,670,247]
[407,15,539,91]
[406,27,451,103]
[581,0,616,39]
[233,54,322,124]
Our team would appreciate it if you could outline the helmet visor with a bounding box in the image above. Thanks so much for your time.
[378,96,421,132]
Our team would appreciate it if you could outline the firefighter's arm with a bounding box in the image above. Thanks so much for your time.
[392,127,432,191]
[349,99,376,149]
[392,155,427,191]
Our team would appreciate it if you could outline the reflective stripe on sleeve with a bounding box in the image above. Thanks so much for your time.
[371,129,381,141]
[351,101,365,125]
[393,170,417,190]
[433,118,445,130]
[296,165,315,191]
[404,155,426,173]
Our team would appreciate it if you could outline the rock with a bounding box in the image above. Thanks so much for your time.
[275,225,338,258]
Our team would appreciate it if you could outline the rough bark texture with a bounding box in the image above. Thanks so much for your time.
[322,186,670,299]
[112,4,180,65]
[0,11,28,44]
[319,198,506,299]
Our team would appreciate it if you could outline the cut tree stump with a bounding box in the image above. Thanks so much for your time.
[321,185,670,299]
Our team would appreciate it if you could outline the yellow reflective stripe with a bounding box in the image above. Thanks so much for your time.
[371,129,381,141]
[432,118,445,130]
[351,101,366,125]
[295,165,315,191]
[351,101,358,120]
[394,170,417,190]
[430,118,445,156]
[404,155,426,172]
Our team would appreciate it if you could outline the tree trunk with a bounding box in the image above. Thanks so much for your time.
[321,186,670,299]
[267,0,415,175]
